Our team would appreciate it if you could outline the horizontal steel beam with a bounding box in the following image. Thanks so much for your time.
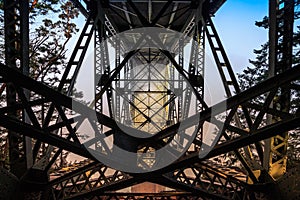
[1,64,299,160]
[0,63,149,137]
[0,114,93,159]
[148,112,300,175]
[151,175,230,200]
[0,64,299,187]
[149,64,300,142]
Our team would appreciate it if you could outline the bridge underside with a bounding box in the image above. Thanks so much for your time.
[0,0,299,200]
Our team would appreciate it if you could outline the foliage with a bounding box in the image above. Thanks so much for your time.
[238,43,269,93]
[0,0,81,169]
[237,4,300,167]
[29,0,79,87]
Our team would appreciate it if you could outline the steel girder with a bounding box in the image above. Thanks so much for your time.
[3,0,30,178]
[0,62,300,199]
[0,0,299,199]
[263,0,295,180]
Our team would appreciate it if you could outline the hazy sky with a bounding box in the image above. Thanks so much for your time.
[202,0,269,102]
[213,0,269,73]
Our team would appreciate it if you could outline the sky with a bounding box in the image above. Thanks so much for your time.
[202,0,269,102]
[213,0,269,73]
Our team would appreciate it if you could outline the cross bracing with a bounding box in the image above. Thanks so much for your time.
[0,0,299,200]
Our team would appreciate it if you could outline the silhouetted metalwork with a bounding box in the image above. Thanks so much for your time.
[0,0,299,199]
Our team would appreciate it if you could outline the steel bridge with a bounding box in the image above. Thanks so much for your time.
[0,0,299,199]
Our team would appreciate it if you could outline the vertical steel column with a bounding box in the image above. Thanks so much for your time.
[265,0,294,180]
[185,1,205,116]
[95,17,105,151]
[19,0,32,169]
[195,24,205,113]
[102,40,113,118]
[115,37,121,122]
[177,38,184,123]
[167,64,176,125]
[124,61,133,125]
[94,0,114,151]
[264,0,277,174]
[175,37,184,148]
[121,63,127,125]
[4,0,27,178]
[180,3,205,151]
[190,5,205,150]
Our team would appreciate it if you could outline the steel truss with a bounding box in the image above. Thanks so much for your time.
[3,0,30,178]
[0,0,299,200]
[1,62,299,199]
[263,0,295,180]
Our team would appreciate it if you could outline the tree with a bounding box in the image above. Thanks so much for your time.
[29,0,79,87]
[237,4,300,167]
[0,0,81,169]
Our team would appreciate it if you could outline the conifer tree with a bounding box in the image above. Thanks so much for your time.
[237,4,300,166]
